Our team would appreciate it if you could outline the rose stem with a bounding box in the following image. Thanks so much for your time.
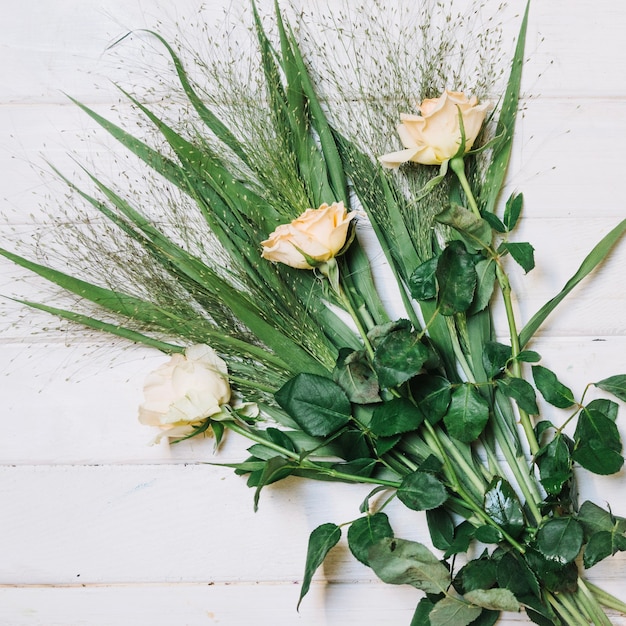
[448,156,543,512]
[586,581,626,614]
[226,420,400,488]
[322,258,375,359]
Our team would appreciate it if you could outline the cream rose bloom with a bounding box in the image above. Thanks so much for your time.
[379,90,489,168]
[138,344,231,439]
[260,201,356,270]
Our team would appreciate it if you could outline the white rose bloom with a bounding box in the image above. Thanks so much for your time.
[139,344,231,437]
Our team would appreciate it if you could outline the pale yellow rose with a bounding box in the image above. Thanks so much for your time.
[379,90,489,168]
[260,201,356,270]
[138,344,231,439]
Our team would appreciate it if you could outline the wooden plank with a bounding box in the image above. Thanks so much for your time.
[0,464,624,585]
[1,583,624,626]
[2,0,626,104]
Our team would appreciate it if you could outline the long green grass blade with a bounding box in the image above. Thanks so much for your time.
[67,95,193,191]
[50,163,242,327]
[274,2,348,205]
[0,246,181,328]
[519,218,626,347]
[479,1,529,215]
[131,30,252,168]
[116,87,277,238]
[335,132,421,279]
[13,298,184,353]
[252,1,334,207]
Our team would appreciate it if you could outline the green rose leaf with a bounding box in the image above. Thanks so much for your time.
[503,192,523,231]
[298,522,341,609]
[367,537,450,594]
[426,507,456,551]
[397,471,448,511]
[496,552,541,599]
[482,341,511,379]
[453,554,497,594]
[374,434,401,456]
[532,365,575,408]
[373,327,430,388]
[535,420,554,440]
[482,211,507,233]
[436,240,478,316]
[483,477,525,539]
[526,608,559,626]
[464,588,521,613]
[435,204,492,250]
[468,610,500,626]
[411,597,436,626]
[586,398,619,421]
[444,384,490,442]
[409,256,439,301]
[419,454,443,474]
[347,513,394,566]
[496,377,539,415]
[468,258,497,314]
[358,485,388,514]
[333,348,381,404]
[265,427,297,452]
[367,319,411,348]
[583,530,626,569]
[275,373,352,437]
[331,458,376,478]
[578,500,626,538]
[474,525,502,544]
[577,502,626,567]
[515,350,541,363]
[370,397,424,437]
[444,520,475,558]
[536,434,573,495]
[253,456,294,511]
[536,517,584,565]
[428,596,482,626]
[524,548,579,594]
[594,374,626,402]
[331,429,372,461]
[501,241,535,273]
[411,375,452,424]
[573,407,624,475]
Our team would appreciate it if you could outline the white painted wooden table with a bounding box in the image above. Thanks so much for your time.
[2,1,626,624]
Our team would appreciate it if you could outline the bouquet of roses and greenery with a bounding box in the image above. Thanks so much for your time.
[4,1,626,623]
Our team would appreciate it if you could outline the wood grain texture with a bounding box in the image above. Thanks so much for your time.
[2,0,626,624]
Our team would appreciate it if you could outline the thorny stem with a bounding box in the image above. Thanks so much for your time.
[587,581,626,614]
[449,311,543,523]
[321,258,375,359]
[546,591,588,626]
[226,421,400,488]
[422,420,526,553]
[495,261,540,455]
[577,578,614,626]
[449,157,543,520]
[451,155,538,454]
